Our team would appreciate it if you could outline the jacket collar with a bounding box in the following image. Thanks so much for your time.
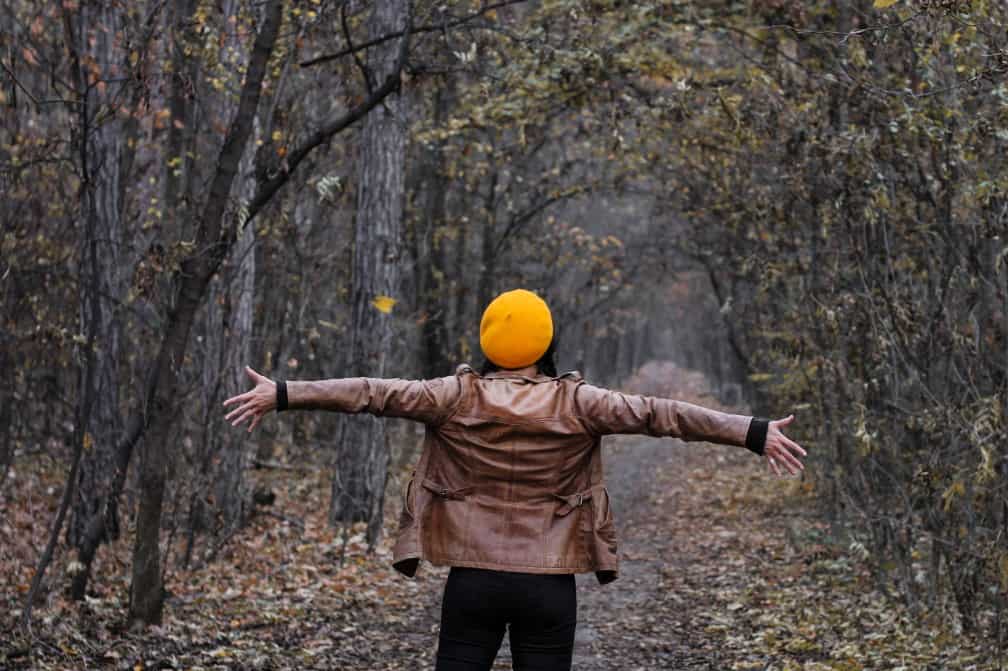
[484,370,550,383]
[456,363,582,383]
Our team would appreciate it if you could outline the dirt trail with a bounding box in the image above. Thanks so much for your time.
[571,438,714,670]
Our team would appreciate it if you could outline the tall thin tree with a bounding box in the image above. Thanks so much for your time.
[330,0,413,545]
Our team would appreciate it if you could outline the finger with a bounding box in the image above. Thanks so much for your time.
[231,408,256,427]
[787,453,804,474]
[223,392,249,408]
[246,365,265,383]
[225,401,255,421]
[784,436,807,457]
[249,412,263,433]
[774,435,806,460]
[773,445,804,472]
[771,414,795,429]
[767,428,806,459]
[768,457,782,477]
[767,442,800,472]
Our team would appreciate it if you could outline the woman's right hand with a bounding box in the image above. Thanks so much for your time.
[764,415,806,477]
[223,366,277,433]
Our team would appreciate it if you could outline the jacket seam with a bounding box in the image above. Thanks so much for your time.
[437,373,470,425]
[423,556,608,572]
[451,411,578,425]
[570,380,602,438]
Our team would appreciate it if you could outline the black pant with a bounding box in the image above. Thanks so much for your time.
[435,567,577,671]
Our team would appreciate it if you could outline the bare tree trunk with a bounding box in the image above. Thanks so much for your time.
[0,343,12,489]
[64,2,127,603]
[24,0,128,621]
[197,196,257,550]
[417,85,451,378]
[195,0,262,553]
[452,214,470,361]
[330,0,411,546]
[220,220,257,522]
[475,171,499,315]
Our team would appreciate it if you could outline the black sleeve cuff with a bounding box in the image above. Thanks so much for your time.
[745,418,769,455]
[276,380,288,412]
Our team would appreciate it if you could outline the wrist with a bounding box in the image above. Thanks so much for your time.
[745,418,769,455]
[276,379,288,412]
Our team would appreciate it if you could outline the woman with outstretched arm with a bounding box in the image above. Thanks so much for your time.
[224,289,806,671]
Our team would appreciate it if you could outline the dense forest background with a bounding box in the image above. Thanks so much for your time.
[1,0,1006,660]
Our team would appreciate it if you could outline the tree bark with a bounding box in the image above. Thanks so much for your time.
[329,0,412,546]
[196,0,262,553]
[417,84,451,378]
[64,1,128,603]
[452,211,470,361]
[0,343,12,489]
[475,171,499,315]
[197,173,257,550]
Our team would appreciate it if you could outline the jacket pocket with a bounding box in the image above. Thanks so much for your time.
[398,474,417,527]
[586,486,618,565]
[420,478,472,560]
[552,484,618,568]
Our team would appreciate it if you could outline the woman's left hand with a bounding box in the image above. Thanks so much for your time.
[764,415,806,477]
[223,366,277,433]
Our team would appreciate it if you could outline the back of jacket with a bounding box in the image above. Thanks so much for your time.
[395,365,615,582]
[289,363,754,583]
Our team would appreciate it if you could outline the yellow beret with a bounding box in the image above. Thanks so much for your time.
[479,289,554,369]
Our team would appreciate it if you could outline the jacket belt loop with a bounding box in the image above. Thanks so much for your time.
[553,488,593,516]
[422,479,473,501]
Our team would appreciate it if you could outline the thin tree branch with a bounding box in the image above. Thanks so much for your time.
[243,1,414,228]
[299,0,524,68]
[0,59,40,106]
[492,189,581,257]
[341,1,374,93]
[20,435,86,631]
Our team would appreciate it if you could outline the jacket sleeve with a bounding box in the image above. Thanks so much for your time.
[285,376,462,425]
[573,382,757,448]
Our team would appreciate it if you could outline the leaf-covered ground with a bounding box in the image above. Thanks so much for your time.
[568,440,997,671]
[1,413,1000,669]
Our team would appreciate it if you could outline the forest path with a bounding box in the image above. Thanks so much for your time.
[570,437,738,670]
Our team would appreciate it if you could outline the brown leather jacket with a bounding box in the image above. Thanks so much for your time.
[288,364,759,584]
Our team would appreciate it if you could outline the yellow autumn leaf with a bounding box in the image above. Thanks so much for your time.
[371,295,397,314]
[873,0,899,7]
[942,479,964,512]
